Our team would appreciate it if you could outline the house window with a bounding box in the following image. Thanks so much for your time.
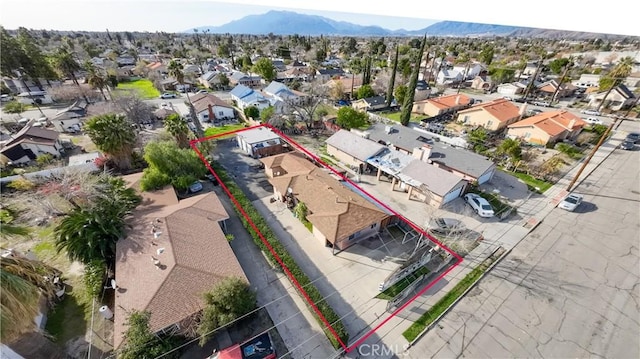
[463,115,469,123]
[348,233,356,240]
[525,132,531,138]
[487,120,493,127]
[370,223,377,229]
[218,111,224,116]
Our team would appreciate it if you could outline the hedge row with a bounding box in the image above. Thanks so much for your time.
[211,163,349,349]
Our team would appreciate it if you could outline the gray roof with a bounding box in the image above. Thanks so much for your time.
[237,127,280,144]
[325,130,386,162]
[399,159,465,197]
[364,123,495,179]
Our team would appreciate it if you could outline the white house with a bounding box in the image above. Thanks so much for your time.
[191,93,235,123]
[0,122,62,165]
[236,127,283,158]
[436,69,463,85]
[572,74,601,88]
[16,91,53,105]
[497,82,528,96]
[230,84,272,111]
[587,84,637,111]
[50,100,87,133]
[452,63,485,81]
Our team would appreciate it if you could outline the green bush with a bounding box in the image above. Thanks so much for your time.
[210,163,349,348]
[84,259,106,298]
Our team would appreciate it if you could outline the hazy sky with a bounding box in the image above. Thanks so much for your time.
[0,0,637,36]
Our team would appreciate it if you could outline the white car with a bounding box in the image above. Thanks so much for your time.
[581,109,601,116]
[160,93,177,99]
[584,117,603,125]
[464,193,495,218]
[558,193,583,212]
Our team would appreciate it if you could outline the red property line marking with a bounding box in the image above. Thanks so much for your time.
[190,124,463,352]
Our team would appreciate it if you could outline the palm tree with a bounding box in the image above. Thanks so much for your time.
[164,113,191,149]
[54,179,140,266]
[0,208,30,238]
[84,113,136,170]
[596,56,634,112]
[51,47,89,103]
[84,61,108,101]
[1,256,62,343]
[168,60,203,137]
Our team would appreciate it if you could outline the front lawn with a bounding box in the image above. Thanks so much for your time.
[45,276,92,344]
[116,79,161,99]
[204,123,248,139]
[507,170,552,193]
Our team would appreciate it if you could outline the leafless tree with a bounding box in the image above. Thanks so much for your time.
[47,83,102,103]
[111,92,155,125]
[284,79,329,129]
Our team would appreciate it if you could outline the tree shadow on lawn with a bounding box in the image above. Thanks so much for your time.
[45,279,89,345]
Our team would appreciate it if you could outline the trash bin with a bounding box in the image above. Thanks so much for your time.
[99,306,113,320]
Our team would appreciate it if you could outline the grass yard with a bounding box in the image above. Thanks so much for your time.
[204,123,247,139]
[379,111,422,123]
[507,170,552,193]
[376,266,430,300]
[45,275,92,344]
[115,79,161,99]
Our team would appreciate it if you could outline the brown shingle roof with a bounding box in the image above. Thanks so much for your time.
[191,93,233,114]
[114,177,245,348]
[261,153,388,243]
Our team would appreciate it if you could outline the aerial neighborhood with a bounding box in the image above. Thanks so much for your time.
[0,9,639,359]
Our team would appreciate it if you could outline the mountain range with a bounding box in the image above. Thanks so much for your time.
[191,10,622,39]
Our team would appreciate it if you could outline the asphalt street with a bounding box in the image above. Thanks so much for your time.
[406,122,640,358]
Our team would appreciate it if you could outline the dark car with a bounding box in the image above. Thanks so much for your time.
[620,140,635,150]
[625,132,640,144]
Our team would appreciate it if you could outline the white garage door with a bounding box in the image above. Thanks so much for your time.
[442,185,464,204]
[477,168,496,185]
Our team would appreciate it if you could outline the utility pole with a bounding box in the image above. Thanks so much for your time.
[522,58,544,102]
[566,118,617,192]
[551,62,572,104]
[615,94,640,130]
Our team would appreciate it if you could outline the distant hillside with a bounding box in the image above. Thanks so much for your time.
[191,10,627,39]
[415,21,522,36]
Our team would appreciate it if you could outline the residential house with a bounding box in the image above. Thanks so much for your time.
[364,123,496,184]
[456,98,524,132]
[366,148,468,207]
[2,78,41,94]
[412,93,472,117]
[229,71,263,88]
[572,73,601,88]
[260,152,393,253]
[230,84,271,111]
[325,129,386,170]
[262,81,305,114]
[182,64,201,76]
[272,60,287,72]
[452,64,485,81]
[50,100,87,133]
[0,152,101,186]
[470,75,494,92]
[116,56,136,67]
[236,126,285,158]
[515,61,539,79]
[507,110,586,145]
[16,91,53,105]
[497,82,528,96]
[436,68,463,85]
[199,71,225,89]
[159,78,193,92]
[351,96,387,112]
[191,93,235,123]
[328,75,363,100]
[536,80,577,99]
[145,62,167,76]
[114,173,247,349]
[0,122,62,165]
[316,68,345,83]
[277,66,312,83]
[587,84,637,111]
[624,72,640,88]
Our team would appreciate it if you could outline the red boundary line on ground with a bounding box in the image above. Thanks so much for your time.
[191,124,463,353]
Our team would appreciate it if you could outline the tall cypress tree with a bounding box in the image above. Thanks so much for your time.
[400,35,427,126]
[386,45,399,109]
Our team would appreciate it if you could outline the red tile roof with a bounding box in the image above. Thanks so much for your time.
[508,110,586,136]
[416,93,472,109]
[460,98,522,122]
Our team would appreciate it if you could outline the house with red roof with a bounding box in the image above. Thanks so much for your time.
[456,98,526,132]
[506,110,586,146]
[412,93,472,117]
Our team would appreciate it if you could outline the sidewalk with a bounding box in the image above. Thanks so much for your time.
[212,186,337,359]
